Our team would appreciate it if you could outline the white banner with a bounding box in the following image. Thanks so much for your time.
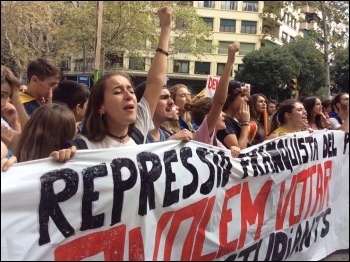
[205,75,220,98]
[1,130,349,261]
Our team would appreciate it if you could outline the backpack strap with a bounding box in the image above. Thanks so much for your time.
[129,128,144,145]
[65,138,88,150]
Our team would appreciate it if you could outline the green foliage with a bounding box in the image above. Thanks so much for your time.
[234,46,301,99]
[1,1,212,78]
[330,46,349,93]
[235,38,329,100]
[282,38,326,96]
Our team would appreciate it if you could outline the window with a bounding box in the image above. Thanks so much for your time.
[218,41,231,54]
[220,19,236,32]
[203,40,213,53]
[289,36,295,43]
[177,1,193,6]
[239,43,255,55]
[282,32,288,43]
[202,17,214,30]
[243,1,258,12]
[217,63,233,76]
[221,1,237,10]
[241,21,257,34]
[173,60,189,73]
[283,13,289,24]
[105,53,123,69]
[238,64,244,71]
[194,62,210,75]
[198,1,214,8]
[129,57,145,70]
[59,60,70,70]
[290,18,297,29]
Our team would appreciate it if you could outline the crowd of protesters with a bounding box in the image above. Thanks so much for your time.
[1,6,349,172]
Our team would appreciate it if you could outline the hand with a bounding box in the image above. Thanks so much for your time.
[49,146,77,163]
[239,102,250,122]
[168,129,193,142]
[157,6,174,28]
[2,102,19,127]
[1,155,17,172]
[227,42,240,63]
[1,125,15,147]
[230,146,241,158]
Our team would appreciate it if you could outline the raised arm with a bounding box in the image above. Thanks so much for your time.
[206,42,239,135]
[143,6,173,117]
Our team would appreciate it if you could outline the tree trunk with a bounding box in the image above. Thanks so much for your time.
[320,1,331,98]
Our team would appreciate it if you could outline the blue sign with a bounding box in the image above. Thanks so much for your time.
[77,75,90,88]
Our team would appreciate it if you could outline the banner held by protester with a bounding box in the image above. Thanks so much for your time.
[1,130,349,261]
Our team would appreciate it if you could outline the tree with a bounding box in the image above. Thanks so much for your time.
[1,1,58,80]
[330,46,349,94]
[262,1,349,98]
[1,1,213,78]
[282,38,326,97]
[234,46,301,100]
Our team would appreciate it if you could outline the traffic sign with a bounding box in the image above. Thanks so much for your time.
[77,75,90,88]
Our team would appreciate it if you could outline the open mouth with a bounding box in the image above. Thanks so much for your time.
[124,104,135,112]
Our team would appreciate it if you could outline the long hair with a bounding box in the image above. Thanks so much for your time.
[16,103,76,162]
[303,96,324,129]
[184,97,213,126]
[222,84,245,111]
[81,71,134,142]
[250,94,268,121]
[169,84,194,131]
[269,99,298,135]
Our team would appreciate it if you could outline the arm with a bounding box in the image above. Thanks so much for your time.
[10,86,29,129]
[223,122,250,149]
[206,42,239,135]
[143,6,173,117]
[1,141,17,172]
[266,132,278,140]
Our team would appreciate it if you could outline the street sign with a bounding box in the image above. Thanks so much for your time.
[77,75,90,88]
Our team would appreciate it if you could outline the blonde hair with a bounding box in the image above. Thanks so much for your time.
[169,84,195,131]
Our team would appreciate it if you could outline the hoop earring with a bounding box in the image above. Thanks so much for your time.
[100,113,106,123]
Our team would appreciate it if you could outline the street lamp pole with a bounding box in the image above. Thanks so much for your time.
[94,1,103,84]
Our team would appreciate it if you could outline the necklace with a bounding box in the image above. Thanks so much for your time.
[107,132,128,143]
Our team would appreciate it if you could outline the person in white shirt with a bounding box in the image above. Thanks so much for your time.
[329,92,349,131]
[50,6,174,161]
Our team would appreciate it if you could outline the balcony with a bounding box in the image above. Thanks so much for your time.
[299,20,318,30]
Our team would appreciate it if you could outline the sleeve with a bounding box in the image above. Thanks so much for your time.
[193,117,214,145]
[136,97,155,141]
[217,118,237,147]
[329,118,341,130]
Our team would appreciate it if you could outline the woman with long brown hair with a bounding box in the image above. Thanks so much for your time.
[16,103,76,162]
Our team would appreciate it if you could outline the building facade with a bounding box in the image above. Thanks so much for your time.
[62,1,348,95]
[63,1,265,94]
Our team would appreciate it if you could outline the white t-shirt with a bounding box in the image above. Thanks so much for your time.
[329,117,343,130]
[76,97,154,149]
